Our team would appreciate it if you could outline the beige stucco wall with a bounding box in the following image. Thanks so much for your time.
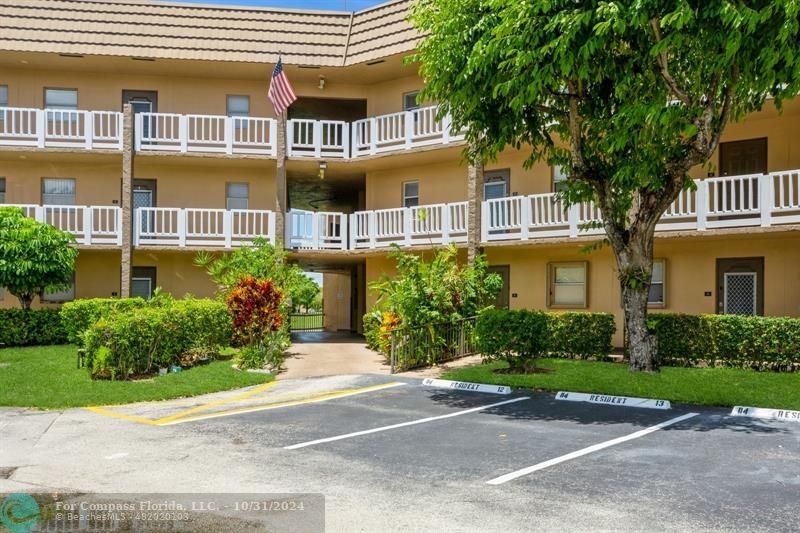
[134,159,276,210]
[0,249,120,309]
[132,250,216,298]
[0,157,121,206]
[366,159,468,210]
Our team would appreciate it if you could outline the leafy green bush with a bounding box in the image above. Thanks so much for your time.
[0,309,68,346]
[475,309,616,365]
[83,298,231,379]
[225,277,288,370]
[649,313,800,370]
[547,312,616,359]
[363,310,383,352]
[60,297,147,345]
[476,309,548,369]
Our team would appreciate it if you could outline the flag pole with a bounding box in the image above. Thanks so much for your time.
[274,55,288,248]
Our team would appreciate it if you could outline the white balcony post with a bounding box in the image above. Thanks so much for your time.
[179,115,188,153]
[442,204,451,244]
[520,197,531,240]
[223,210,233,247]
[134,113,143,151]
[133,208,141,246]
[311,213,320,249]
[696,179,708,231]
[442,112,452,145]
[84,111,94,150]
[759,173,773,227]
[286,120,294,157]
[342,123,351,159]
[314,121,322,158]
[224,117,234,155]
[369,117,378,155]
[116,208,123,246]
[117,113,124,150]
[568,203,580,237]
[480,201,489,243]
[351,122,358,157]
[34,205,45,223]
[368,211,377,248]
[267,211,276,244]
[36,110,46,148]
[339,214,348,250]
[82,206,92,245]
[403,207,412,246]
[178,209,187,246]
[404,111,414,149]
[269,119,278,157]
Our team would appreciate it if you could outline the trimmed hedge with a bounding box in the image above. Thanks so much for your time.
[649,313,800,370]
[60,297,147,345]
[0,309,68,347]
[83,298,232,379]
[475,309,616,365]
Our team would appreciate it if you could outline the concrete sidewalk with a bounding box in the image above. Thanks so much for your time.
[280,332,390,379]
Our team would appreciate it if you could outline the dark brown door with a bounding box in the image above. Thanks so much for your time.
[719,138,767,176]
[716,257,764,315]
[488,265,510,309]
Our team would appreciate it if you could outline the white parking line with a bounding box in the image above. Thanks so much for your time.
[284,396,530,450]
[486,412,700,485]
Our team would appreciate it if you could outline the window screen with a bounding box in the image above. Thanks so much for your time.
[226,182,249,210]
[42,178,75,205]
[403,181,419,208]
[42,275,75,302]
[550,262,587,307]
[227,95,250,117]
[0,86,7,107]
[45,89,78,109]
[403,91,420,111]
[0,177,5,203]
[648,260,665,306]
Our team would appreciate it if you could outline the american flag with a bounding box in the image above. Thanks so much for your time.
[268,57,297,115]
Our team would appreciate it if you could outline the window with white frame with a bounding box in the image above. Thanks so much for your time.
[0,177,5,203]
[42,178,75,205]
[403,91,420,111]
[648,259,666,306]
[552,165,569,193]
[403,181,419,208]
[548,262,588,308]
[44,88,78,110]
[0,85,7,107]
[226,182,249,210]
[42,274,75,303]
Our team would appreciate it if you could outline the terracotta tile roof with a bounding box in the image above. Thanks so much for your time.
[0,0,418,66]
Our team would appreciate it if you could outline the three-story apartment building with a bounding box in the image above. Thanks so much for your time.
[1,0,799,346]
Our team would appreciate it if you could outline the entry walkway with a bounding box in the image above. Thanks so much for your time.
[281,332,390,379]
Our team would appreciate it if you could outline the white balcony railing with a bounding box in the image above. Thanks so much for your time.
[351,105,464,157]
[134,207,275,247]
[8,204,122,245]
[0,108,123,150]
[285,209,348,250]
[135,113,277,156]
[483,170,800,242]
[287,119,349,158]
[350,202,468,249]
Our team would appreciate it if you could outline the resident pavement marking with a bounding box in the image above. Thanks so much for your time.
[284,396,531,450]
[158,382,407,426]
[485,412,700,485]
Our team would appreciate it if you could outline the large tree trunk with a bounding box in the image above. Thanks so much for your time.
[608,229,659,372]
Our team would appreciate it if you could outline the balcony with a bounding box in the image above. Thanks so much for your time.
[285,209,348,250]
[350,202,468,249]
[133,207,275,248]
[0,107,123,150]
[9,204,122,245]
[482,170,800,242]
[135,113,277,156]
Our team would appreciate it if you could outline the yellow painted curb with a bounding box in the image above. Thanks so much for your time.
[154,381,278,424]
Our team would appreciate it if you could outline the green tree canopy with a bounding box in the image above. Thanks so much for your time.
[0,206,79,309]
[411,0,800,371]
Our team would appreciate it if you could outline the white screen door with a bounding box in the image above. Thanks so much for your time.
[723,272,757,315]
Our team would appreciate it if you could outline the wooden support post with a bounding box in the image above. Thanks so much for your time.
[467,160,484,263]
[120,103,134,298]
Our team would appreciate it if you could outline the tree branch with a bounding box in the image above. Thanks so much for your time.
[650,17,691,105]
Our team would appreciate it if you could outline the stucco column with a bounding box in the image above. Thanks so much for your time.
[275,111,288,247]
[120,103,134,297]
[467,159,485,263]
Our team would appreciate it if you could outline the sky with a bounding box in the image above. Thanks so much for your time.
[164,0,387,11]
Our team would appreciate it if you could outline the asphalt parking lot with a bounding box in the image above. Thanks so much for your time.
[3,373,799,532]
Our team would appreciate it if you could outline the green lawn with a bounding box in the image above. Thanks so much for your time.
[0,345,273,409]
[443,359,800,410]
